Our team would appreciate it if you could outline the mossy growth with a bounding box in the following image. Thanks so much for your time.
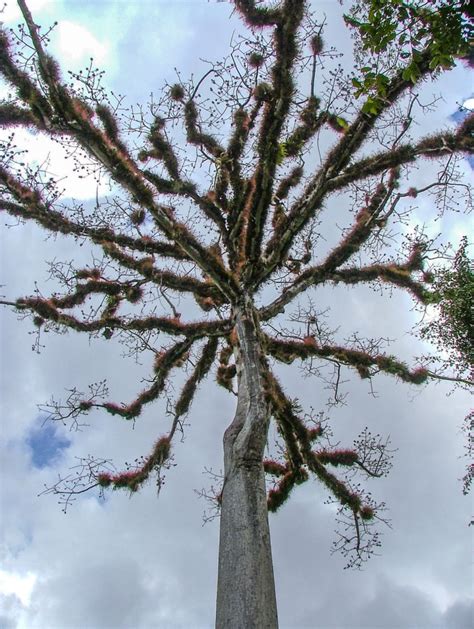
[248,52,264,68]
[130,209,146,225]
[360,505,375,520]
[310,34,324,55]
[170,83,185,101]
[253,82,273,101]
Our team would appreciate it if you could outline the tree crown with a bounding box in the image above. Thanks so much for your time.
[1,0,472,567]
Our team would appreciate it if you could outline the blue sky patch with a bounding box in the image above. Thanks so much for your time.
[26,420,71,469]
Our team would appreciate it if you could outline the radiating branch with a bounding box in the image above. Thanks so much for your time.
[9,294,231,339]
[242,0,305,273]
[0,18,239,301]
[258,47,439,284]
[259,245,431,321]
[264,334,429,384]
[327,120,474,193]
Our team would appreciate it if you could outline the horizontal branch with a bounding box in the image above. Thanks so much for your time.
[0,101,51,131]
[0,196,194,262]
[330,265,430,302]
[327,122,474,193]
[100,240,225,300]
[48,278,140,311]
[426,370,473,388]
[264,334,429,384]
[259,253,430,321]
[10,295,231,338]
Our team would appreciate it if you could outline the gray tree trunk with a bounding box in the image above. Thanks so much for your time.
[215,298,278,629]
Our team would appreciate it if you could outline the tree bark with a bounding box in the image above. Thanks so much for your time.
[215,298,278,629]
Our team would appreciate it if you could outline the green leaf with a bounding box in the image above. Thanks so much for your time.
[336,116,349,130]
[276,142,287,165]
[362,97,380,115]
[402,62,420,84]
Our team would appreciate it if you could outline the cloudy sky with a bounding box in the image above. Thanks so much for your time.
[0,1,473,628]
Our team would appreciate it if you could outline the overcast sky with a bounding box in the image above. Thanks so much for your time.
[0,1,473,628]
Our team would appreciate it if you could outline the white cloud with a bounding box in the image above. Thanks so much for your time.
[463,98,474,110]
[54,20,108,66]
[2,128,113,200]
[2,0,52,24]
[0,570,36,607]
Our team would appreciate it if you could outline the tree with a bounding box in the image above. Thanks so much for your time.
[0,0,472,627]
[419,236,473,380]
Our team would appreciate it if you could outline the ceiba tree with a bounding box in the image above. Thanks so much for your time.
[0,0,472,626]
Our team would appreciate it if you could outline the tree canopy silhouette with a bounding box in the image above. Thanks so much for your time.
[0,0,472,626]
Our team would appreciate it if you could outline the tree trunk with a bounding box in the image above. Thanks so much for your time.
[215,298,278,629]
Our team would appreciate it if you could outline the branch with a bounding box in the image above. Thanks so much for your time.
[259,244,430,321]
[39,455,111,513]
[264,368,309,470]
[264,368,389,567]
[172,336,219,434]
[257,47,438,284]
[0,197,192,262]
[278,96,326,160]
[227,99,263,257]
[330,265,430,303]
[97,436,172,491]
[2,15,239,301]
[9,294,231,338]
[41,435,172,507]
[0,102,50,131]
[82,338,194,420]
[327,121,474,193]
[242,0,306,273]
[226,106,254,189]
[233,0,282,27]
[183,99,225,159]
[426,370,473,387]
[141,170,228,237]
[99,240,225,300]
[139,117,228,236]
[264,334,429,384]
[315,174,399,270]
[0,27,55,129]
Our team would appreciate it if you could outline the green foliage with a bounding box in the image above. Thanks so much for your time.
[421,237,474,378]
[345,0,470,60]
[275,142,287,165]
[345,0,471,102]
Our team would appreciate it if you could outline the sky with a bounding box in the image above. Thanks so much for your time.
[0,1,473,628]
